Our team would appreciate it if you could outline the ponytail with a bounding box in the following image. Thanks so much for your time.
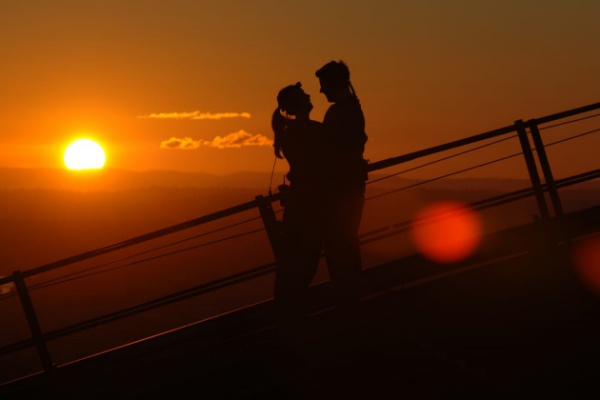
[271,107,287,159]
[349,81,360,103]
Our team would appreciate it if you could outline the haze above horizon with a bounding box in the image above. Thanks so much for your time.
[1,1,599,180]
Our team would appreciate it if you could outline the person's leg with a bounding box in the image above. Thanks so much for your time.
[274,193,324,328]
[324,185,365,312]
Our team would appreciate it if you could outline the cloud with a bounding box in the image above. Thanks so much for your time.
[160,130,273,150]
[139,111,251,120]
[160,137,202,150]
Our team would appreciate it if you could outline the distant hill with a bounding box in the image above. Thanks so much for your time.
[0,168,276,192]
[4,167,598,192]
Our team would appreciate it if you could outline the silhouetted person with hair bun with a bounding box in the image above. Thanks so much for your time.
[316,60,368,315]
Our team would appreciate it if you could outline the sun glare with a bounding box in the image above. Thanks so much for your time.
[64,139,106,170]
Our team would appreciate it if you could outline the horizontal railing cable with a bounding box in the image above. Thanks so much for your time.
[23,216,263,291]
[11,227,267,294]
[534,102,600,126]
[538,112,600,131]
[359,168,600,246]
[374,111,600,188]
[0,260,278,357]
[366,124,517,173]
[367,134,518,186]
[16,199,262,280]
[543,127,600,147]
[366,152,522,201]
[365,101,600,176]
[366,124,599,202]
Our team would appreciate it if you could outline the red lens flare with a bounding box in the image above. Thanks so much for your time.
[572,236,600,294]
[410,201,482,264]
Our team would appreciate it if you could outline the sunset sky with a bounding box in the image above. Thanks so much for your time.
[1,0,599,178]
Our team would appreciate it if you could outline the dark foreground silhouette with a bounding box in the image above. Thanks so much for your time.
[3,213,600,399]
[272,61,369,336]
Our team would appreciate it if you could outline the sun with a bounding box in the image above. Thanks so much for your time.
[64,139,106,170]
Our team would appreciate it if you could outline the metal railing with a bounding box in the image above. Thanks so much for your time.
[0,101,599,384]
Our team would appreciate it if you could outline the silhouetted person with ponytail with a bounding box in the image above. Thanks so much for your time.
[271,82,327,332]
[316,60,368,316]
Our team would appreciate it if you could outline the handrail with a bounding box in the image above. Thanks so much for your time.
[2,167,599,359]
[534,101,600,125]
[0,100,599,385]
[359,168,600,246]
[368,124,517,172]
[0,198,262,283]
[2,101,598,286]
[367,101,600,173]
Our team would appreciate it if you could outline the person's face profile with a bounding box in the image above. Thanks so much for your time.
[283,88,313,117]
[318,77,336,102]
[300,89,311,105]
[294,88,312,109]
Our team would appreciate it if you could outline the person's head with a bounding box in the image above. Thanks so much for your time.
[315,60,354,103]
[272,82,312,158]
[276,82,313,119]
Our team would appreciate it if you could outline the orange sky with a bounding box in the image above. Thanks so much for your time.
[1,0,599,179]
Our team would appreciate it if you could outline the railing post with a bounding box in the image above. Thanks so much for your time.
[255,195,284,264]
[13,270,55,374]
[515,119,550,220]
[526,119,564,217]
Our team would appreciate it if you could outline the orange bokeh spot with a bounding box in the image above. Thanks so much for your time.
[572,236,600,294]
[410,201,482,264]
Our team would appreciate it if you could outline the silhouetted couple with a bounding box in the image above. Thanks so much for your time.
[271,61,368,334]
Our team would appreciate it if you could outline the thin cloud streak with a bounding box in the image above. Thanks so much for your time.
[139,111,251,120]
[160,130,273,150]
